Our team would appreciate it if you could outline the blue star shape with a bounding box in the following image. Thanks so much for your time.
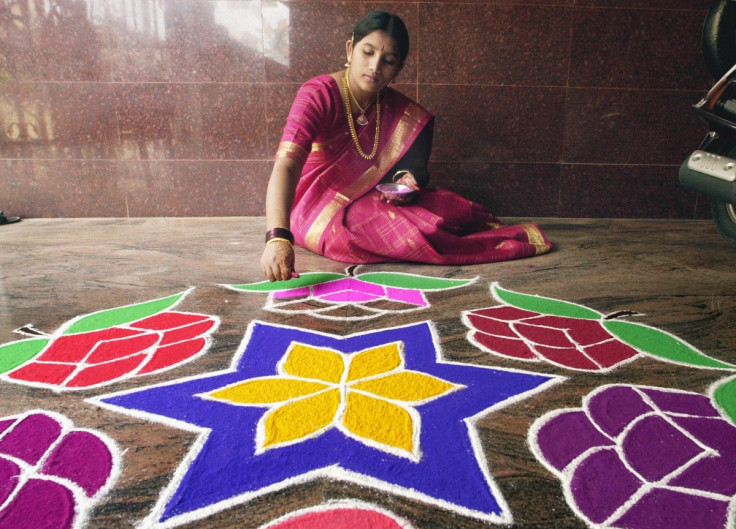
[91,321,559,527]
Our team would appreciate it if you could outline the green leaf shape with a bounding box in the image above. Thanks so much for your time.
[712,376,736,426]
[228,272,345,292]
[603,320,735,370]
[0,338,49,373]
[63,291,188,335]
[358,272,473,290]
[491,283,601,320]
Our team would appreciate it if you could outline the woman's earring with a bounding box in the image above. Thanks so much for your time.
[344,61,350,68]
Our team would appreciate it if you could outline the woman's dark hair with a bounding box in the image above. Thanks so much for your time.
[352,11,410,66]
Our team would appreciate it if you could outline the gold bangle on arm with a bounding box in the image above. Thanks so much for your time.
[265,237,293,249]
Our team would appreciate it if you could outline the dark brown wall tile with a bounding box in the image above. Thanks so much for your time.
[121,161,271,217]
[563,88,707,165]
[417,4,572,86]
[576,0,708,9]
[431,161,562,217]
[569,7,711,90]
[2,159,128,217]
[0,82,118,159]
[194,84,269,160]
[113,83,268,160]
[109,0,265,82]
[421,0,573,4]
[3,159,271,218]
[422,85,566,163]
[1,0,110,82]
[559,164,697,218]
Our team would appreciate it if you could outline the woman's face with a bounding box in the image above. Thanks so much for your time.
[346,30,403,95]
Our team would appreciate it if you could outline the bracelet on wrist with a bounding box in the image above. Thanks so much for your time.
[265,237,293,248]
[265,227,294,244]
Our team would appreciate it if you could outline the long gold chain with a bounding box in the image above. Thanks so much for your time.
[346,78,369,116]
[341,70,380,160]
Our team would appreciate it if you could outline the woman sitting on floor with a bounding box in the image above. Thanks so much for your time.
[261,10,552,281]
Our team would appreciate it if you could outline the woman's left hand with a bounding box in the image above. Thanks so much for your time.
[383,172,420,205]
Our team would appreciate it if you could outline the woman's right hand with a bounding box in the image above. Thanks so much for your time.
[261,240,300,281]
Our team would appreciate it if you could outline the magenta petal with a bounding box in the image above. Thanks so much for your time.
[0,478,75,529]
[320,291,378,302]
[0,414,61,465]
[570,447,643,523]
[0,458,20,505]
[42,431,113,497]
[314,278,384,302]
[272,286,310,299]
[535,410,612,471]
[385,287,427,306]
[612,488,729,529]
[587,386,653,437]
[622,414,704,481]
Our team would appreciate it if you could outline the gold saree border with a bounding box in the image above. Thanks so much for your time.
[276,141,309,165]
[520,223,552,255]
[303,102,428,252]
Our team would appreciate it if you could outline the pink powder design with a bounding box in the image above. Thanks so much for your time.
[273,286,311,299]
[265,506,407,529]
[271,277,429,306]
[386,286,427,306]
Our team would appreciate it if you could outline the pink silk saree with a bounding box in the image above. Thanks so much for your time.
[276,74,552,264]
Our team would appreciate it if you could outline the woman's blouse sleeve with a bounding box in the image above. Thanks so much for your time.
[385,116,434,188]
[275,78,333,166]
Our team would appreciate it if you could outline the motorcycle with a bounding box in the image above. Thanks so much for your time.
[679,0,736,246]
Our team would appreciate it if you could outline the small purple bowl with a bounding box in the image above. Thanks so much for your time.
[375,183,416,202]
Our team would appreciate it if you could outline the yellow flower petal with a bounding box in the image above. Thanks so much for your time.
[350,371,459,403]
[261,388,340,449]
[282,343,345,383]
[346,343,402,382]
[208,377,329,405]
[342,391,416,457]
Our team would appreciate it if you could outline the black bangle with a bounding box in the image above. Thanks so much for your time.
[265,227,294,244]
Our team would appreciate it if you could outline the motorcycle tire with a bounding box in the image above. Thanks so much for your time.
[713,199,736,247]
[702,0,736,79]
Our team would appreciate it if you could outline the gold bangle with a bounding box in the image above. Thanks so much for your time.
[265,237,293,248]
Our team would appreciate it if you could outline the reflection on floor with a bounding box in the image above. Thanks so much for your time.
[1,217,735,529]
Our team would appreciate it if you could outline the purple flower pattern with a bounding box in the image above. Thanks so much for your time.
[530,384,736,529]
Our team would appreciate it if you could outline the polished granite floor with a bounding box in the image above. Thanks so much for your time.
[1,217,735,529]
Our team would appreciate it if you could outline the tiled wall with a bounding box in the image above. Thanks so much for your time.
[0,0,714,218]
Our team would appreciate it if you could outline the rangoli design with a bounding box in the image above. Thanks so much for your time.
[463,283,735,372]
[529,381,736,529]
[258,500,414,529]
[89,320,560,528]
[224,267,475,320]
[0,290,219,390]
[0,410,120,529]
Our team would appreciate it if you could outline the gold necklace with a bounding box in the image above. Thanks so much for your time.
[342,70,380,160]
[345,74,372,126]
